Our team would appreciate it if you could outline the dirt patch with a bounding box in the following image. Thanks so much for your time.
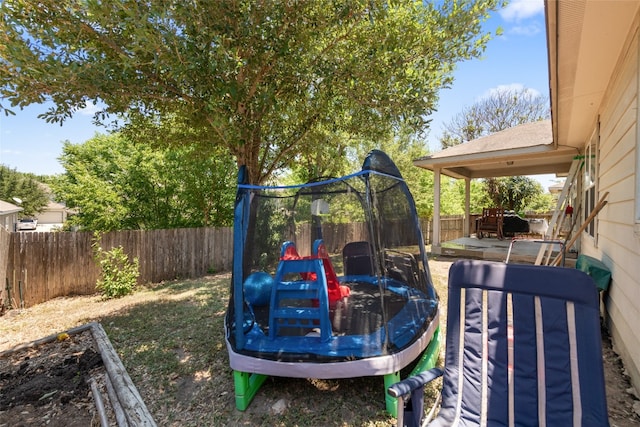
[0,331,105,426]
[601,329,640,426]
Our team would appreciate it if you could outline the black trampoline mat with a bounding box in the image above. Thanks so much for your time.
[251,280,407,337]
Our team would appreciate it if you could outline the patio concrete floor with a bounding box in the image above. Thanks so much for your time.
[430,236,575,266]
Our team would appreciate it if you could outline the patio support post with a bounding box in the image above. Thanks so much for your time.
[433,168,441,246]
[464,178,471,237]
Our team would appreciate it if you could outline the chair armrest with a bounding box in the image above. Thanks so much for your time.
[387,367,444,398]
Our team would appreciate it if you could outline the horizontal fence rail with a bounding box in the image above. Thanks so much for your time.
[1,227,233,309]
[0,216,472,309]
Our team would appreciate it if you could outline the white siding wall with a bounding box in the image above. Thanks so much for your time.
[0,213,18,231]
[583,16,640,391]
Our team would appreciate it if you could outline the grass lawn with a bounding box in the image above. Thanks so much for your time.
[0,258,453,426]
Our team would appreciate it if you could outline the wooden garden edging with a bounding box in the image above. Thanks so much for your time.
[0,322,156,426]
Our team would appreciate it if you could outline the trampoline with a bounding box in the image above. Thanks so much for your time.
[224,150,440,415]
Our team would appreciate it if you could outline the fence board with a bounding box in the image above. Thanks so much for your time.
[0,228,10,309]
[1,227,234,309]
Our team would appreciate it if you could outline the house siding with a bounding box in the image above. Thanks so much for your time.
[0,213,18,232]
[582,14,640,391]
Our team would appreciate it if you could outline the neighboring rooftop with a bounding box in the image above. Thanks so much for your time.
[0,200,23,215]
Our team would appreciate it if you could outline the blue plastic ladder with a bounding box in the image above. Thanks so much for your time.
[268,257,332,342]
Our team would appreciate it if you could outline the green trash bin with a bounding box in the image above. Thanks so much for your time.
[576,254,611,292]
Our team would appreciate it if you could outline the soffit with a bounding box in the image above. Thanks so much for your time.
[414,120,578,179]
[547,0,640,149]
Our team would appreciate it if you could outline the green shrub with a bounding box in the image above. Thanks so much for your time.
[92,233,140,299]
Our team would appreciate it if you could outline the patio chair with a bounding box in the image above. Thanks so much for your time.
[342,241,375,276]
[476,207,504,240]
[388,259,609,427]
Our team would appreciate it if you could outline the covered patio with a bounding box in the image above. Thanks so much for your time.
[414,119,578,261]
[436,236,571,266]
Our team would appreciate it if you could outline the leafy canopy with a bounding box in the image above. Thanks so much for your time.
[485,175,544,212]
[1,0,503,185]
[52,133,236,231]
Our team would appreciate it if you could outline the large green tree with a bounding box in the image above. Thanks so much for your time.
[439,178,491,216]
[1,0,503,185]
[485,175,543,212]
[0,166,50,217]
[52,133,236,231]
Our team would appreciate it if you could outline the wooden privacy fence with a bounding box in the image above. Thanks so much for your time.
[422,215,466,243]
[260,217,464,255]
[0,216,465,309]
[1,227,233,309]
[0,228,9,310]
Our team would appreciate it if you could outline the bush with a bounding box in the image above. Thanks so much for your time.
[92,233,140,299]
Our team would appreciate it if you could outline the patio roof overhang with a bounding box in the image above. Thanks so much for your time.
[415,0,640,248]
[413,119,578,180]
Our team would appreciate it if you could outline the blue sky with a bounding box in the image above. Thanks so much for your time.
[0,0,556,188]
[427,0,548,149]
[427,0,557,190]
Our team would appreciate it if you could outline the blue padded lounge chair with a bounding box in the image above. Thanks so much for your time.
[388,259,609,427]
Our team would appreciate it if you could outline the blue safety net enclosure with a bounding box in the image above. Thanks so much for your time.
[225,150,441,415]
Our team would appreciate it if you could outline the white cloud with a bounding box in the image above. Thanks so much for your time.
[480,83,542,100]
[509,22,542,37]
[499,0,544,22]
[77,101,98,116]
